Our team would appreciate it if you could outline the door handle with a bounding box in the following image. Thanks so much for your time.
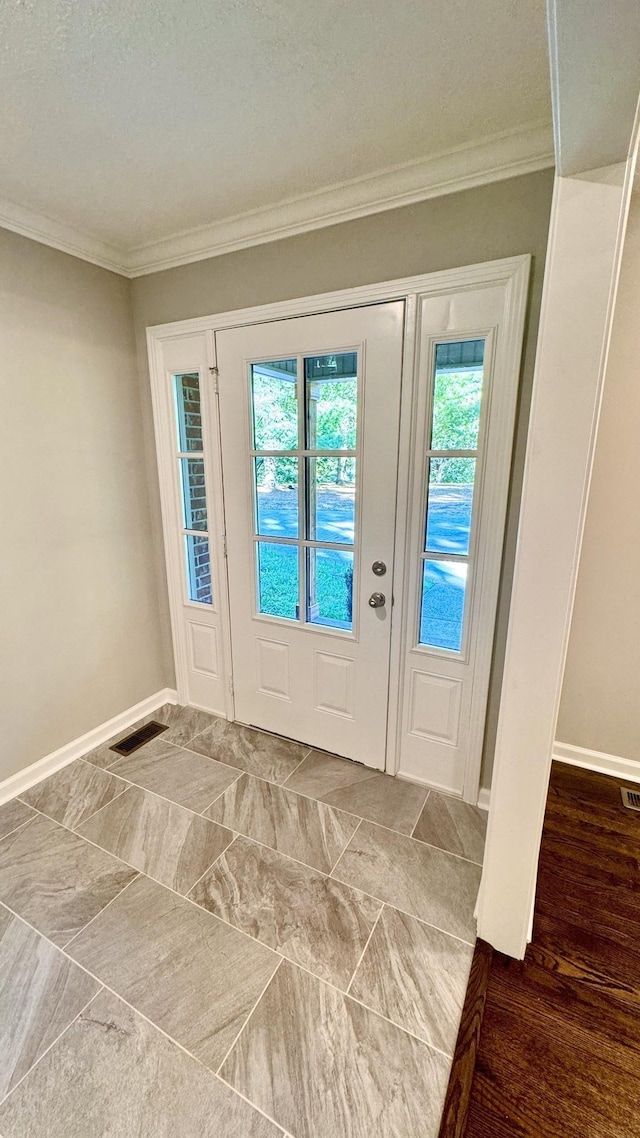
[368,592,386,608]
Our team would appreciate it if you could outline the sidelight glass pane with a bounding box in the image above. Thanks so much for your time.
[257,541,299,620]
[420,559,467,651]
[251,360,298,450]
[174,373,203,452]
[305,353,357,450]
[307,547,354,630]
[185,535,213,605]
[425,458,475,556]
[431,341,484,451]
[255,457,298,538]
[180,458,208,531]
[307,457,355,544]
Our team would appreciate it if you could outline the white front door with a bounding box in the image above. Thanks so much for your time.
[216,303,404,769]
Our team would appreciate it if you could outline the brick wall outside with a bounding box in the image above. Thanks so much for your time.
[177,373,213,605]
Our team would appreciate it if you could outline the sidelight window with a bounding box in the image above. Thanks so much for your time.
[419,340,485,652]
[173,373,213,605]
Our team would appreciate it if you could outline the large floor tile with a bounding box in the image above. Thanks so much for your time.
[332,819,480,942]
[0,987,283,1138]
[20,759,128,830]
[67,874,279,1071]
[0,814,137,947]
[78,785,233,895]
[191,718,309,784]
[285,749,428,834]
[0,906,100,1099]
[190,835,380,989]
[205,773,358,873]
[221,959,450,1138]
[413,791,487,864]
[349,905,473,1054]
[109,737,241,812]
[79,739,124,770]
[0,799,35,842]
[151,702,220,746]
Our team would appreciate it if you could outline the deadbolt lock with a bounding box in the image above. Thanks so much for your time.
[372,560,387,576]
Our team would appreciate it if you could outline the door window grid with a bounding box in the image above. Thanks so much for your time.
[419,340,485,653]
[173,373,213,605]
[250,354,358,631]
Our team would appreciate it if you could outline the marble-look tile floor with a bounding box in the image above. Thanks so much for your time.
[0,705,485,1138]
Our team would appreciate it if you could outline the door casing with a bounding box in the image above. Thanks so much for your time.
[146,256,530,804]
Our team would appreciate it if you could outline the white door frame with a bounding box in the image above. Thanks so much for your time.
[146,254,530,805]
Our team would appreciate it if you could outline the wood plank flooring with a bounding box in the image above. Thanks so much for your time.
[440,761,640,1138]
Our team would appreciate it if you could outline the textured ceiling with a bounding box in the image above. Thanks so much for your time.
[0,0,552,252]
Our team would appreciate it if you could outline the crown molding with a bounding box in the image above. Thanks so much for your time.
[125,121,554,276]
[0,122,554,279]
[0,194,125,275]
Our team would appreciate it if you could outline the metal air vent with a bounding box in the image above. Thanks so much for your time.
[620,787,640,812]
[110,721,168,756]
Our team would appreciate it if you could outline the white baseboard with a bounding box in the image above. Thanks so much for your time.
[553,739,640,784]
[398,766,491,811]
[477,786,491,811]
[0,688,178,805]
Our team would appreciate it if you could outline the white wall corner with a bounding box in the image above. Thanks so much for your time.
[0,689,178,805]
[476,153,638,959]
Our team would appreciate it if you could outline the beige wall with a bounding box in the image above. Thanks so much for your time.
[557,191,640,759]
[132,168,555,787]
[0,228,165,780]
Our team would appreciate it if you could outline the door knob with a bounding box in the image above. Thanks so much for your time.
[368,591,386,608]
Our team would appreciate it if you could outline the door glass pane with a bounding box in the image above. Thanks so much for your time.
[174,373,203,452]
[425,458,475,556]
[257,542,299,620]
[307,457,355,544]
[420,559,467,651]
[305,353,357,450]
[180,458,208,531]
[185,535,213,605]
[255,458,298,538]
[431,341,484,451]
[307,547,354,630]
[251,360,298,450]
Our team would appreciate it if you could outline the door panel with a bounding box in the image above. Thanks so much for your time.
[216,303,404,768]
[149,332,230,715]
[397,283,522,797]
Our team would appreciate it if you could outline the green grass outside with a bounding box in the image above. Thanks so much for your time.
[258,544,353,624]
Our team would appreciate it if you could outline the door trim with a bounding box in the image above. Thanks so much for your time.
[146,256,530,804]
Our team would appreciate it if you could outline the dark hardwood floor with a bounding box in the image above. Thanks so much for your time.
[440,761,640,1138]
